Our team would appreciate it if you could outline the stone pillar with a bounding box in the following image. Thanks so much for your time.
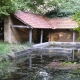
[4,16,12,43]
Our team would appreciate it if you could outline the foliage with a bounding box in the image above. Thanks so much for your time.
[0,49,24,79]
[62,62,77,66]
[0,0,18,18]
[58,0,80,16]
[72,12,80,40]
[73,12,80,24]
[0,41,29,55]
[0,0,44,18]
[19,0,80,16]
[17,0,44,12]
[0,59,18,79]
[0,42,11,55]
[1,0,80,18]
[0,41,30,79]
[45,0,80,17]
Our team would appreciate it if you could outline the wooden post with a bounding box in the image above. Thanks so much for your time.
[40,55,43,63]
[29,57,32,68]
[40,29,43,43]
[72,31,75,61]
[29,29,32,44]
[73,31,75,42]
[48,33,51,42]
[72,49,74,61]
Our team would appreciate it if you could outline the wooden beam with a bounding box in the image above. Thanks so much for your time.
[48,33,51,42]
[29,57,32,68]
[29,29,32,44]
[11,25,30,28]
[34,48,72,54]
[40,29,43,43]
[40,55,43,63]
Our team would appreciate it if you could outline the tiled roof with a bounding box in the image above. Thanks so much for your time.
[13,11,78,29]
[49,18,78,29]
[13,11,52,29]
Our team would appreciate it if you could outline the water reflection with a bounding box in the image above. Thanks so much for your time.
[38,70,50,80]
[10,55,80,80]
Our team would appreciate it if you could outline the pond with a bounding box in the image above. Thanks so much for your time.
[13,68,80,80]
[8,55,80,80]
[2,42,80,80]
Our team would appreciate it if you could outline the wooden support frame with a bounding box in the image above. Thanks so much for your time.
[73,31,75,42]
[11,25,30,28]
[29,57,32,68]
[29,29,32,44]
[40,29,43,43]
[11,25,33,43]
[40,55,43,63]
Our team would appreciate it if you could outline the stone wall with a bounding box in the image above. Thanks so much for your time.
[4,16,12,43]
[4,16,30,43]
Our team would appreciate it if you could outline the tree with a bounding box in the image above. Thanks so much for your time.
[0,0,18,18]
[72,12,80,40]
[58,0,80,16]
[43,0,80,17]
[17,0,44,12]
[0,0,44,18]
[0,0,80,18]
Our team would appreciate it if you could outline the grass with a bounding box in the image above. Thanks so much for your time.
[0,41,31,56]
[0,41,33,79]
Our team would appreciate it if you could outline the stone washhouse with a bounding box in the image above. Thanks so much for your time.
[4,11,79,44]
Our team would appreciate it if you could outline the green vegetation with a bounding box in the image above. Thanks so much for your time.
[0,0,18,18]
[0,0,44,18]
[44,0,80,17]
[62,62,77,66]
[17,0,44,13]
[0,41,31,79]
[1,0,80,18]
[0,60,18,79]
[73,12,80,28]
[1,0,80,79]
[72,12,80,40]
[57,0,80,16]
[0,41,30,55]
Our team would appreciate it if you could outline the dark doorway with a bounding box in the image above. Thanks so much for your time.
[0,19,4,40]
[36,29,49,43]
[36,29,41,43]
[43,29,49,42]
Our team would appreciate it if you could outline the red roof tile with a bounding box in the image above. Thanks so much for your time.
[13,11,78,29]
[13,11,52,29]
[48,18,78,29]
